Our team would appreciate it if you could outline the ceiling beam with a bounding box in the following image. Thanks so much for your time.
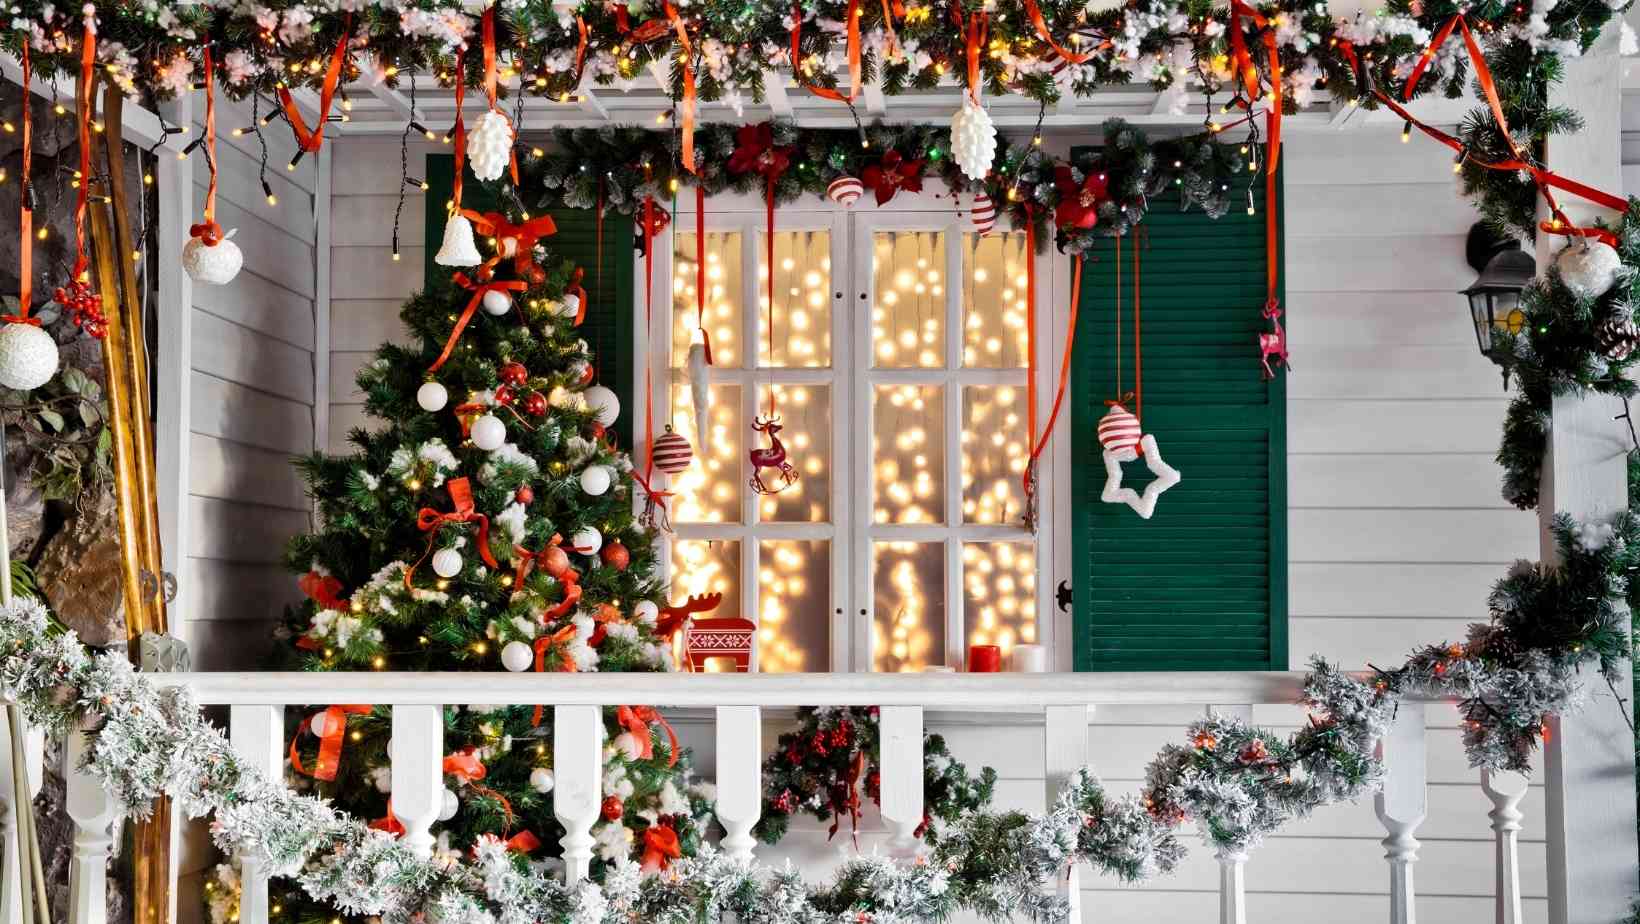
[357,54,424,124]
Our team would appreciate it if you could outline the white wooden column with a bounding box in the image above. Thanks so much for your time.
[230,706,285,924]
[553,705,602,884]
[1535,24,1639,924]
[877,706,923,856]
[0,712,43,924]
[65,730,117,924]
[1375,703,1427,924]
[714,706,761,863]
[389,705,444,860]
[1209,705,1251,924]
[1044,705,1091,923]
[152,94,193,630]
[1481,770,1529,924]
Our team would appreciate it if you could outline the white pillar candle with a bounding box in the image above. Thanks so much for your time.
[1010,644,1047,673]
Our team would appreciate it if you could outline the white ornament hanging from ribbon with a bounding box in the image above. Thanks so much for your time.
[970,192,997,236]
[466,109,515,183]
[182,229,244,285]
[687,334,710,447]
[827,176,863,207]
[0,321,58,391]
[950,98,998,182]
[1100,433,1181,520]
[1555,238,1623,300]
[435,213,483,267]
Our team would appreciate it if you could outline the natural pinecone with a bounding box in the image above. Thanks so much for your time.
[1596,316,1639,360]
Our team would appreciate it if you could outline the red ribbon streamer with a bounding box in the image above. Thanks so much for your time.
[1402,14,1463,103]
[450,48,468,210]
[1025,0,1097,64]
[277,15,351,153]
[531,624,580,724]
[428,274,529,372]
[790,0,861,102]
[964,11,988,105]
[1021,208,1083,520]
[369,801,405,836]
[189,47,226,247]
[69,24,95,278]
[290,704,372,781]
[567,267,589,325]
[663,1,698,174]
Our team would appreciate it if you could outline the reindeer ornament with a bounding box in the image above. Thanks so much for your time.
[1258,302,1290,379]
[747,415,800,495]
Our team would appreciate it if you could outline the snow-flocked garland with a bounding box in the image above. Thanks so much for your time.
[1,503,1632,924]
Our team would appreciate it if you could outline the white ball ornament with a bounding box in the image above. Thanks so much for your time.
[466,109,516,183]
[950,97,998,182]
[416,381,449,412]
[181,230,243,285]
[579,464,613,496]
[432,547,463,578]
[438,787,460,821]
[556,292,581,319]
[471,413,507,451]
[612,732,644,761]
[0,322,60,391]
[308,710,333,739]
[583,385,620,426]
[480,288,513,316]
[529,767,555,794]
[571,527,602,556]
[1556,239,1623,300]
[501,639,534,673]
[633,600,660,625]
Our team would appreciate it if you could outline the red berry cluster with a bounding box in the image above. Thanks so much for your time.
[53,279,106,338]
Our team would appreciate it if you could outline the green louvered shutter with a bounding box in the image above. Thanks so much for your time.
[1070,167,1286,671]
[425,154,635,450]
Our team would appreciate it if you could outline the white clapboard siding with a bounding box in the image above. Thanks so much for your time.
[182,96,319,672]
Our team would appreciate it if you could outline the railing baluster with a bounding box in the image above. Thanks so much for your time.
[1044,705,1091,923]
[230,705,284,924]
[0,712,42,924]
[877,706,923,856]
[65,729,116,924]
[553,705,602,884]
[1375,703,1427,924]
[714,706,761,864]
[390,704,444,860]
[1481,769,1528,924]
[1209,705,1252,924]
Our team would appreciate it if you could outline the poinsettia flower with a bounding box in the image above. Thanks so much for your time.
[726,123,794,179]
[861,150,928,205]
[1054,164,1109,230]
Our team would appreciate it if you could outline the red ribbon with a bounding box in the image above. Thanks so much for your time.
[616,705,679,766]
[406,477,500,589]
[505,830,541,854]
[479,7,520,187]
[298,569,348,610]
[443,748,487,782]
[429,274,529,372]
[1025,0,1098,64]
[277,15,351,153]
[567,267,589,326]
[13,43,31,323]
[641,822,682,872]
[828,748,866,845]
[290,704,372,781]
[1226,0,1283,339]
[451,48,468,210]
[69,23,95,278]
[964,11,988,104]
[1402,14,1463,104]
[790,0,861,102]
[190,47,225,247]
[1021,208,1084,529]
[532,624,580,724]
[663,1,698,174]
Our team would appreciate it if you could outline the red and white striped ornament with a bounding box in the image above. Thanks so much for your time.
[652,427,695,475]
[827,176,864,207]
[1097,403,1142,461]
[970,192,997,236]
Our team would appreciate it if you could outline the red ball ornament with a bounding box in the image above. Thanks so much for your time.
[539,545,570,579]
[499,362,529,387]
[523,391,549,417]
[600,541,630,571]
[526,266,546,286]
[588,421,606,440]
[493,383,517,407]
[515,485,535,505]
[601,795,624,821]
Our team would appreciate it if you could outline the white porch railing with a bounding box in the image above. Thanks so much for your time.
[5,672,1539,924]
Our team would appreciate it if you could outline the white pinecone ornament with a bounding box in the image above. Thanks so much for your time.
[466,109,515,183]
[1597,315,1639,360]
[950,98,997,182]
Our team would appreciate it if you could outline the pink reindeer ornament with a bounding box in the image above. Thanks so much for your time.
[747,415,799,495]
[1258,302,1290,379]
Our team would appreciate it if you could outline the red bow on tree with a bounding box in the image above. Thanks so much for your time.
[298,569,348,611]
[726,123,796,180]
[641,820,682,872]
[1053,165,1108,230]
[616,705,680,766]
[862,150,927,205]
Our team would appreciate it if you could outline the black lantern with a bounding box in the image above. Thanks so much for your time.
[1462,223,1535,389]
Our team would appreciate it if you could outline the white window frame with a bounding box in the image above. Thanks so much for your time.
[637,181,1061,672]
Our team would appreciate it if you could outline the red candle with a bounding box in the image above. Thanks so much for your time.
[967,644,1002,673]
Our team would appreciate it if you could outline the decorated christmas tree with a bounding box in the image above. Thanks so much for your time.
[263,177,711,923]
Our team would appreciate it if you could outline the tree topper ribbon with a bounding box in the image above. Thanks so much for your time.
[616,705,679,766]
[290,704,372,781]
[461,210,558,284]
[429,274,529,372]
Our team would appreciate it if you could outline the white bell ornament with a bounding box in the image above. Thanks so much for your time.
[417,381,449,412]
[471,413,507,451]
[435,213,483,267]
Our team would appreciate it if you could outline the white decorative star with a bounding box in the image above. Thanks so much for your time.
[1101,434,1181,519]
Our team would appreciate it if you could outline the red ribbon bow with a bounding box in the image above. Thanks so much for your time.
[461,210,558,285]
[641,822,682,872]
[406,478,500,589]
[290,704,372,781]
[299,569,348,611]
[443,748,488,783]
[616,705,679,767]
[532,624,581,725]
[505,830,541,854]
[429,275,530,373]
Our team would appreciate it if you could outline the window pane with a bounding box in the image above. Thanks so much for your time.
[672,539,741,623]
[671,382,742,524]
[962,231,1031,368]
[755,384,830,522]
[872,541,946,672]
[673,232,741,368]
[962,542,1037,655]
[757,230,832,368]
[873,384,944,525]
[757,540,830,672]
[871,231,945,368]
[961,385,1028,525]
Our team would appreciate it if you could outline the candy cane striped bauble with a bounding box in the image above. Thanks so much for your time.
[970,192,997,236]
[652,428,695,475]
[827,176,864,207]
[1097,403,1142,461]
